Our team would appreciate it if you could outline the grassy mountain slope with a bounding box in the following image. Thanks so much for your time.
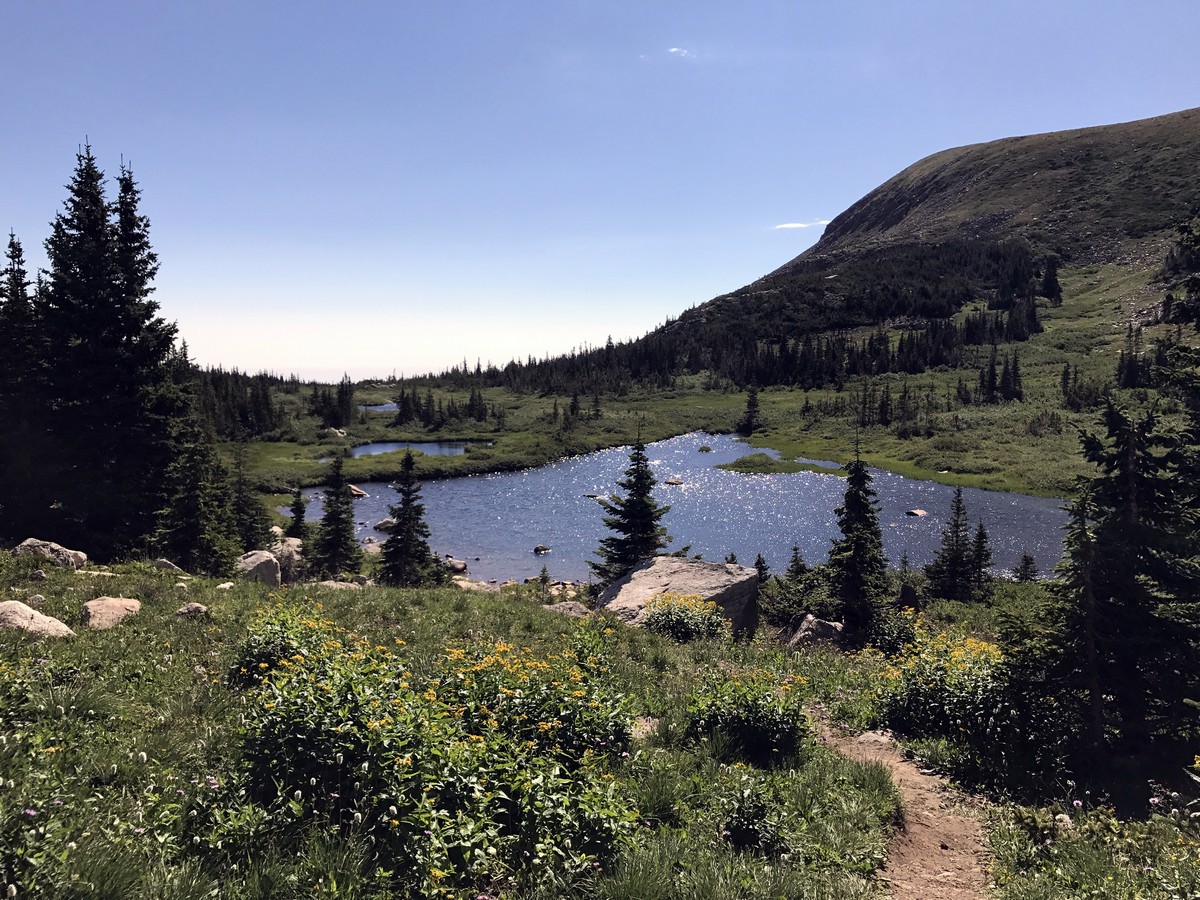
[684,107,1200,337]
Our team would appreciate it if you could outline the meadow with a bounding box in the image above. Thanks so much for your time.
[2,553,1198,898]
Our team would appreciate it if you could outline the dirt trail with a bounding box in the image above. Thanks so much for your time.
[824,728,990,900]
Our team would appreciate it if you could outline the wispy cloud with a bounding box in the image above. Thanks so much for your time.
[667,47,692,59]
[774,220,831,230]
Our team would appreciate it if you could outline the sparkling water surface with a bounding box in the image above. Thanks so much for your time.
[307,433,1067,584]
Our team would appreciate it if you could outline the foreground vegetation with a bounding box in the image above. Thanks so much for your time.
[3,552,1199,898]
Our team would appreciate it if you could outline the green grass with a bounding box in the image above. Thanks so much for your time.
[0,552,900,899]
[717,452,845,476]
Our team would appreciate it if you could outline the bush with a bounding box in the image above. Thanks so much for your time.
[873,619,1072,790]
[643,593,731,643]
[223,607,637,896]
[684,670,811,767]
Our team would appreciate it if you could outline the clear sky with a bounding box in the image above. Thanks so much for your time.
[3,1,1198,381]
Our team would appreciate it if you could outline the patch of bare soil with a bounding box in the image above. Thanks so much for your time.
[823,728,990,900]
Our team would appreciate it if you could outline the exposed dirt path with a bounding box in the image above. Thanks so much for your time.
[823,728,990,900]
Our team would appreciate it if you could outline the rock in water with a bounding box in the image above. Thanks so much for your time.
[236,550,281,588]
[598,558,759,638]
[81,597,142,630]
[0,600,75,638]
[12,538,88,569]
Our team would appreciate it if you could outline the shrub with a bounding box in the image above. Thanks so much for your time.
[685,670,811,767]
[873,619,1072,789]
[223,607,637,896]
[643,593,731,643]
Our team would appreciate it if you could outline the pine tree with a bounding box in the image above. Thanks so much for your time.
[311,454,363,576]
[969,520,994,602]
[827,455,888,634]
[753,552,770,584]
[285,486,308,539]
[379,451,443,587]
[924,487,973,602]
[231,444,272,552]
[1013,550,1038,582]
[737,387,762,435]
[589,439,671,585]
[785,546,808,581]
[153,416,240,576]
[2,147,185,557]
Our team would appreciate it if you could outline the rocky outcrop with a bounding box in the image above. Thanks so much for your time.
[598,557,759,638]
[12,538,88,570]
[785,614,845,649]
[81,597,141,630]
[271,536,305,584]
[0,600,74,637]
[236,550,281,588]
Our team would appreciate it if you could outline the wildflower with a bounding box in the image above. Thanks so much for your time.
[23,808,36,817]
[1073,799,1082,808]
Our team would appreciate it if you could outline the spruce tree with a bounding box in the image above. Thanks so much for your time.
[753,553,770,584]
[231,444,272,552]
[969,520,995,602]
[589,439,671,585]
[311,454,363,576]
[285,486,308,539]
[785,546,808,581]
[1013,550,1038,583]
[827,455,888,634]
[924,487,973,602]
[737,387,762,435]
[153,416,240,576]
[3,147,185,557]
[379,451,443,587]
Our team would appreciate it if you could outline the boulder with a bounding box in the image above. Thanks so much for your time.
[375,518,397,533]
[12,538,88,570]
[272,536,305,584]
[153,558,185,573]
[216,582,235,590]
[533,544,551,554]
[597,557,759,638]
[81,597,141,630]
[905,509,928,518]
[785,614,845,649]
[176,602,209,618]
[0,600,74,638]
[236,550,281,588]
[29,569,47,582]
[26,594,45,608]
[348,484,368,498]
[445,556,469,574]
[317,580,362,590]
[544,600,591,618]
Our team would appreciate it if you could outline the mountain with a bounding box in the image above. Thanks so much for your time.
[677,107,1200,339]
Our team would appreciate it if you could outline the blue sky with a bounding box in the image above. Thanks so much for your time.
[3,1,1198,381]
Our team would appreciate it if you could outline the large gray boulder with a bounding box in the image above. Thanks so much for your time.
[597,557,759,638]
[271,536,305,584]
[12,538,88,570]
[236,550,281,588]
[0,600,74,638]
[81,597,141,630]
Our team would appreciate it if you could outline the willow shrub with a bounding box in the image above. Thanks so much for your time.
[684,669,811,767]
[642,593,731,644]
[872,620,1073,790]
[218,607,636,897]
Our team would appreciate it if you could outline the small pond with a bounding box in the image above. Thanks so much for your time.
[305,433,1069,585]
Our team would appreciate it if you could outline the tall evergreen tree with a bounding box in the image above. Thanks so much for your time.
[589,439,671,585]
[785,546,808,581]
[379,451,443,587]
[737,387,762,435]
[924,487,974,602]
[311,454,363,576]
[827,455,888,634]
[1,147,185,556]
[1013,550,1039,583]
